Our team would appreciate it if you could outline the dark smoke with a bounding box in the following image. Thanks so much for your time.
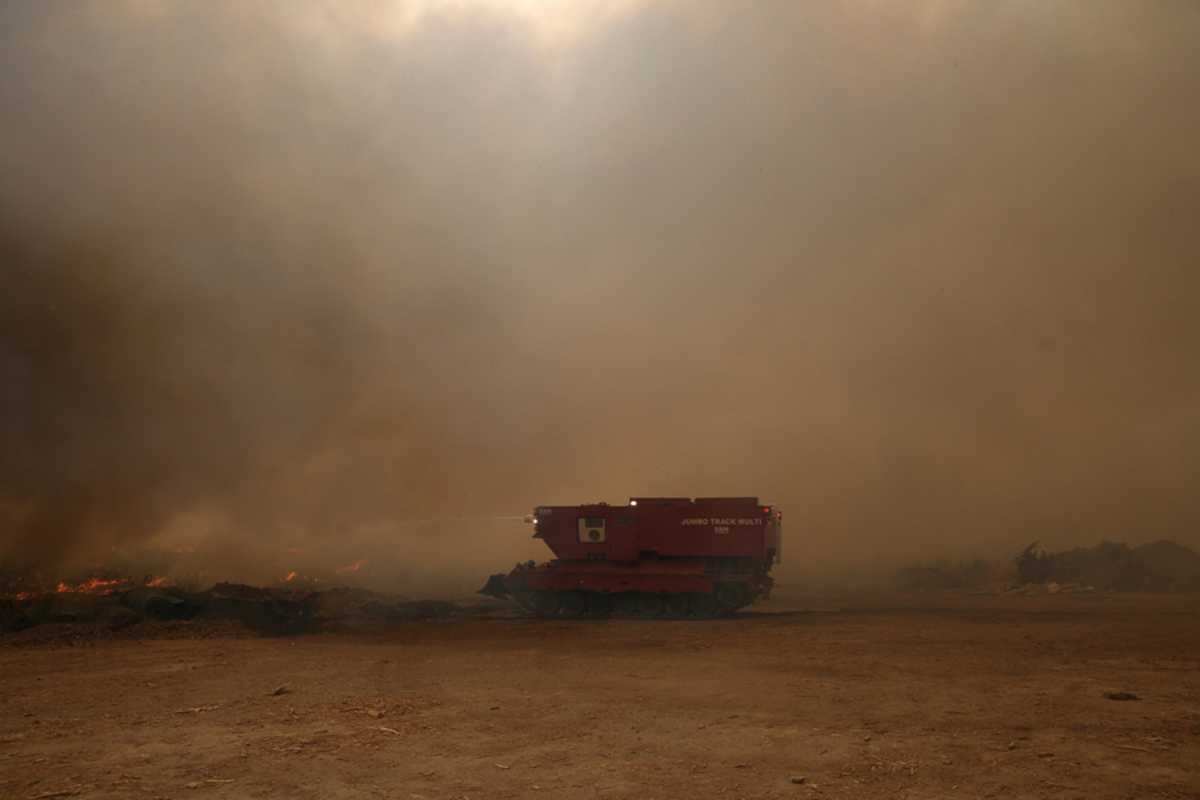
[2,1,1198,587]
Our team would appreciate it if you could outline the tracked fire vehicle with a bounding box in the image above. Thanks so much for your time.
[479,497,782,617]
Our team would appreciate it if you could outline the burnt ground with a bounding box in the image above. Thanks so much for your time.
[1,591,1198,800]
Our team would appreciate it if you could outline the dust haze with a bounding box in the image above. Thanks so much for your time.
[1,1,1198,591]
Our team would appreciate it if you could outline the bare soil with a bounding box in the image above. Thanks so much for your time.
[2,591,1198,799]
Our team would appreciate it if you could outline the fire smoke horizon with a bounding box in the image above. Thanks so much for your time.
[1,1,1198,587]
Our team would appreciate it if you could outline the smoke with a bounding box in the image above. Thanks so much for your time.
[1,1,1198,586]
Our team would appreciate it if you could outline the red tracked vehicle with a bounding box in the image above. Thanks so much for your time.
[479,497,782,618]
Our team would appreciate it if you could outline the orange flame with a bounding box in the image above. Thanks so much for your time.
[283,571,298,583]
[55,577,125,594]
[145,576,171,588]
[335,558,368,575]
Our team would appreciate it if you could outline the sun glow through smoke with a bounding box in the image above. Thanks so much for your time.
[365,0,648,49]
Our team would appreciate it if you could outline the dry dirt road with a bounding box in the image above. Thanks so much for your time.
[2,592,1198,800]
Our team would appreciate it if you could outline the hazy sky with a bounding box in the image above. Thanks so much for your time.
[1,1,1198,585]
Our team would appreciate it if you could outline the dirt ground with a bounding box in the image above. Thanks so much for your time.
[2,591,1198,800]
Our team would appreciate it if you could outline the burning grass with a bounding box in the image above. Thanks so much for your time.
[2,572,174,600]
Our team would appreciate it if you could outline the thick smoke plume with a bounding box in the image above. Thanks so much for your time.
[2,1,1198,589]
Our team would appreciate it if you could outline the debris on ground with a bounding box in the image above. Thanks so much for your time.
[898,539,1200,595]
[1016,540,1200,592]
[29,788,86,799]
[1,583,499,639]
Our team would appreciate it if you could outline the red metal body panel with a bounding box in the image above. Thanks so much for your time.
[533,497,780,564]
